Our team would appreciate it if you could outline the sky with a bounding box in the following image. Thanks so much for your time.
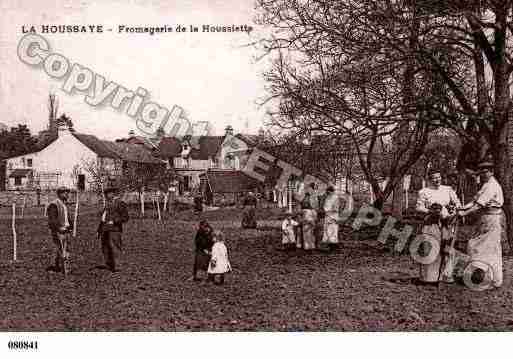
[0,0,270,140]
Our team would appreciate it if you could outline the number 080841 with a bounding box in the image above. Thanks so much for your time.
[8,341,38,350]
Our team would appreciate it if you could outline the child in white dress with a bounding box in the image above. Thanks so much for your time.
[208,230,231,285]
[282,214,299,250]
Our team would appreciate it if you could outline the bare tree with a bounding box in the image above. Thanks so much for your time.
[82,158,111,207]
[254,0,446,209]
[119,161,168,217]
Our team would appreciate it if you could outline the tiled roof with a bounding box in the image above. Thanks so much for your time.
[157,136,225,160]
[201,170,261,193]
[73,133,120,158]
[73,133,164,164]
[116,135,158,150]
[156,137,182,158]
[104,142,164,164]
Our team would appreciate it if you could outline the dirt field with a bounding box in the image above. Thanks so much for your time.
[1,207,513,331]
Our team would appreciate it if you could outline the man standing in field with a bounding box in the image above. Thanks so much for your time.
[97,187,129,272]
[47,186,72,274]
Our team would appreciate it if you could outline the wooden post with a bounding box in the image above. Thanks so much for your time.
[21,195,26,218]
[73,191,79,237]
[461,191,465,226]
[347,178,354,214]
[156,193,161,221]
[140,189,145,217]
[100,182,106,208]
[287,185,293,214]
[163,192,168,212]
[403,176,411,215]
[12,203,17,262]
[44,193,50,216]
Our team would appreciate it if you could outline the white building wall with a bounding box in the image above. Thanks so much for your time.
[189,159,211,170]
[5,128,98,190]
[173,157,211,170]
[219,135,248,170]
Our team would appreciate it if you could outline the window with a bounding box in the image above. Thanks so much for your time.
[14,177,22,186]
[27,159,33,167]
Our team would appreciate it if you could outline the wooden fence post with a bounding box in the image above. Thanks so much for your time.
[12,202,17,262]
[73,191,79,237]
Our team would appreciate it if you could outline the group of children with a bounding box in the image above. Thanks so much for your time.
[281,212,321,250]
[191,211,319,285]
[192,220,231,285]
[282,213,301,250]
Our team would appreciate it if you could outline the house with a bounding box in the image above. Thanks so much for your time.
[4,126,164,191]
[156,125,258,192]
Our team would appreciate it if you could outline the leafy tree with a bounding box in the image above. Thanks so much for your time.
[0,124,38,158]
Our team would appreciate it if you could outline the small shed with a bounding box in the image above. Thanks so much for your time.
[199,169,261,206]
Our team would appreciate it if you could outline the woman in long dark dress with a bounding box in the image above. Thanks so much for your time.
[192,220,214,281]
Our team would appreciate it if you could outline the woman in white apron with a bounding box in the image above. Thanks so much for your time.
[416,169,461,284]
[457,161,504,289]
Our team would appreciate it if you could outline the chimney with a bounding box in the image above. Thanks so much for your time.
[225,125,234,136]
[57,124,70,138]
[128,130,135,137]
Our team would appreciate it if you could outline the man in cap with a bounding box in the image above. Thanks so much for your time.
[458,161,504,289]
[97,186,129,272]
[47,186,72,274]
